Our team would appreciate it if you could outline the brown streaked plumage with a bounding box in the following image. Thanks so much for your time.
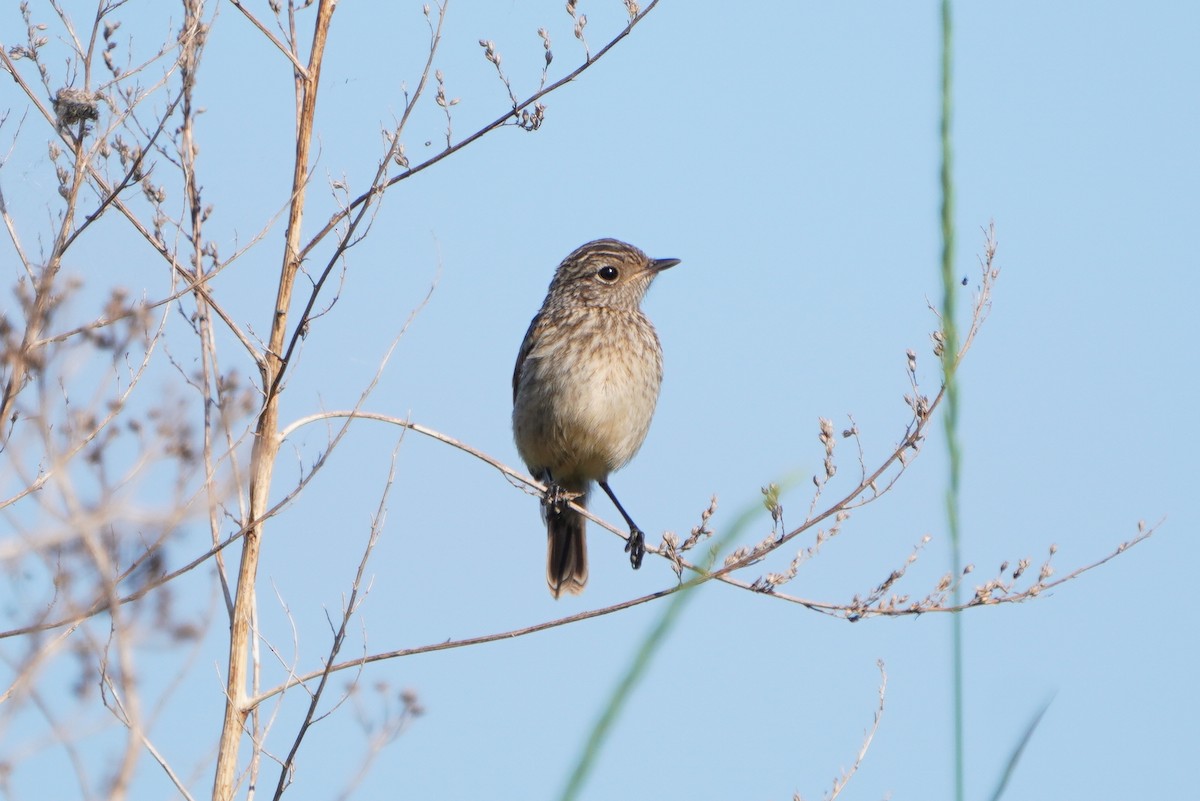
[512,239,680,597]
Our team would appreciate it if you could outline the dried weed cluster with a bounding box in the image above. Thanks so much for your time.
[0,2,688,798]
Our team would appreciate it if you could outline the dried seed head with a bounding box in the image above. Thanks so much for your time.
[723,546,750,568]
[931,329,946,358]
[53,87,100,127]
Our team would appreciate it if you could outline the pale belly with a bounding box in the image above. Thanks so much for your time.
[513,337,661,484]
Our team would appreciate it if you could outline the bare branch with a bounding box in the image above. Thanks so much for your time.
[270,433,402,800]
[228,0,310,77]
[297,0,667,262]
[814,660,886,801]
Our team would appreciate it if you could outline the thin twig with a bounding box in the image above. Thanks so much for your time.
[823,660,887,801]
[297,0,666,262]
[270,433,402,800]
[269,1,447,398]
[228,0,310,77]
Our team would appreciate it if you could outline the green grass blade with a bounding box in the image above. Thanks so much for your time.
[558,501,761,801]
[937,2,965,800]
[989,697,1055,801]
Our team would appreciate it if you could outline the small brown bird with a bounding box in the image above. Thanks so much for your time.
[512,239,680,598]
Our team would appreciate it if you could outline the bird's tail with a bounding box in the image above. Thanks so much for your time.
[546,490,588,598]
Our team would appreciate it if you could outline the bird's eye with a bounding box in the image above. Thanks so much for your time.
[597,265,619,282]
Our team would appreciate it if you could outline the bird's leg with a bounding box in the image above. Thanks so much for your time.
[599,480,646,570]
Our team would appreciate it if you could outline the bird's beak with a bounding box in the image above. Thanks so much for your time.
[651,257,681,273]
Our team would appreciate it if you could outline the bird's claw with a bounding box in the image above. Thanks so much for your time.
[624,528,645,570]
[543,482,569,515]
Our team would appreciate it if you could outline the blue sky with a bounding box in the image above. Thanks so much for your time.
[1,2,1196,799]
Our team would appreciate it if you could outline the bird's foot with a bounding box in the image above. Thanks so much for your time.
[624,528,645,570]
[543,482,564,515]
[543,482,577,516]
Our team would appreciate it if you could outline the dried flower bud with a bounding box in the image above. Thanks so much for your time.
[53,87,100,128]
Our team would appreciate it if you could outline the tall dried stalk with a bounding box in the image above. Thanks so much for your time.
[211,3,336,798]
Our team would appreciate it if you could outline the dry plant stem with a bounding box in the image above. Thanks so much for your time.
[0,178,34,278]
[0,387,1157,652]
[272,4,445,398]
[334,704,418,801]
[250,581,676,707]
[1,0,658,583]
[0,288,429,644]
[0,624,80,706]
[270,436,400,801]
[228,0,309,76]
[81,533,142,800]
[174,0,236,617]
[696,231,1002,584]
[61,88,176,254]
[251,503,1155,706]
[0,374,1157,709]
[212,2,336,798]
[820,660,886,801]
[0,46,259,366]
[0,87,86,439]
[101,669,197,801]
[297,0,664,262]
[0,263,173,522]
[248,285,429,795]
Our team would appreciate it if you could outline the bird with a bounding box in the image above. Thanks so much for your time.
[512,238,680,598]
